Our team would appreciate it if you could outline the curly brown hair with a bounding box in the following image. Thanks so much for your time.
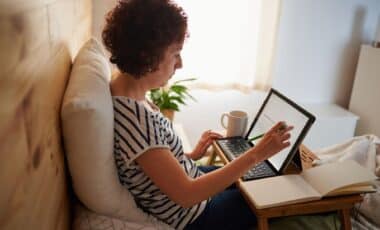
[102,0,188,77]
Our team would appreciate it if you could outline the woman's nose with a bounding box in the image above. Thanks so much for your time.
[175,56,183,69]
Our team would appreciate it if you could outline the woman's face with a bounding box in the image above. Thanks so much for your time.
[150,42,183,87]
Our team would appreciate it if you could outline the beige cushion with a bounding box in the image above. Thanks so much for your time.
[61,38,169,228]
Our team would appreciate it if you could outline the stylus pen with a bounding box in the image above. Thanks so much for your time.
[248,124,287,142]
[247,133,264,142]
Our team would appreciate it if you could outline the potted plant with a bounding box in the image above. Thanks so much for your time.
[148,78,196,121]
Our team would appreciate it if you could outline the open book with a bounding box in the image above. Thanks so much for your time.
[241,160,377,209]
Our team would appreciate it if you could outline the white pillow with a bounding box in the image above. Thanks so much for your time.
[61,38,170,228]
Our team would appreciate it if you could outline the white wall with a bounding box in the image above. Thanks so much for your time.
[272,0,380,107]
[176,0,380,147]
[91,0,380,148]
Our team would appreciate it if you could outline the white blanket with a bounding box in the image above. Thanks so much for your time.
[73,202,172,230]
[313,135,380,228]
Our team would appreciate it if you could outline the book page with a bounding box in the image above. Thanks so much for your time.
[242,174,321,209]
[327,185,376,197]
[301,160,377,196]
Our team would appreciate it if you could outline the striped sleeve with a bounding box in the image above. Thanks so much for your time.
[113,98,169,165]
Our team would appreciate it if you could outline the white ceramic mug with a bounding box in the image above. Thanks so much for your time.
[220,110,248,137]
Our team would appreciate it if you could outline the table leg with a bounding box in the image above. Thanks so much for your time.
[338,208,352,230]
[207,150,217,165]
[257,217,269,230]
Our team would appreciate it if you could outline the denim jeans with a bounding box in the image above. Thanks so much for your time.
[185,165,257,230]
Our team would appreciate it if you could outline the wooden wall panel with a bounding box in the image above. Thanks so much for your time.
[0,0,92,229]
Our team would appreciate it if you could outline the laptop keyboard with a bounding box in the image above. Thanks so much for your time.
[218,138,251,158]
[217,139,276,180]
[241,162,276,180]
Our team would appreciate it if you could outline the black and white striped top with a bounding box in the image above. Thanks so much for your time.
[112,96,208,229]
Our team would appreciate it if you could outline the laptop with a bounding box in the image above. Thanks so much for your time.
[216,88,315,181]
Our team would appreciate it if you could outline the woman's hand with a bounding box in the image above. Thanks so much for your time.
[188,130,223,160]
[248,121,293,163]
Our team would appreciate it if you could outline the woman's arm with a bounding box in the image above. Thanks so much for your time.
[136,122,292,208]
[137,146,257,208]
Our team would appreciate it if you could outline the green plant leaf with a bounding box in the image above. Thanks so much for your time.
[184,90,197,101]
[148,78,197,112]
[167,102,179,111]
[169,96,185,104]
[170,85,187,93]
[172,78,197,85]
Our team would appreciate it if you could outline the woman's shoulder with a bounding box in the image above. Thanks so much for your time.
[113,96,158,113]
[112,96,165,128]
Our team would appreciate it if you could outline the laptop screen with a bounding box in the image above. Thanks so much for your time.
[245,89,315,172]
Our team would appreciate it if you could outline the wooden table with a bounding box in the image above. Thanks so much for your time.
[211,142,363,230]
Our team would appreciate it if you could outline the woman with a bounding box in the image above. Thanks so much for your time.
[102,0,292,229]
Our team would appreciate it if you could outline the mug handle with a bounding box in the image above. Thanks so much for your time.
[220,113,229,129]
